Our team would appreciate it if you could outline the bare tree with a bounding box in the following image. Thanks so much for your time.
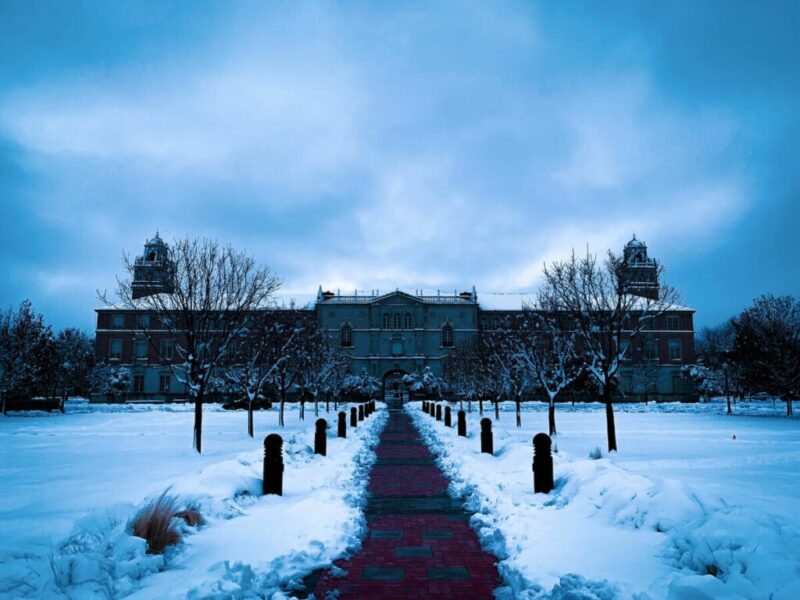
[514,304,583,436]
[103,237,280,453]
[542,249,680,451]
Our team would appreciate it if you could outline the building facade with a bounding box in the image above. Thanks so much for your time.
[94,236,696,402]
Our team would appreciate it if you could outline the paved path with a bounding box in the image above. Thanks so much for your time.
[312,402,500,599]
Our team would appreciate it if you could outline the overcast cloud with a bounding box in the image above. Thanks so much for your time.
[1,1,798,330]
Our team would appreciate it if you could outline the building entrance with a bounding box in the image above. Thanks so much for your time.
[382,369,408,409]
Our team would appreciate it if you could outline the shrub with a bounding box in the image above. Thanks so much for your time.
[131,490,181,554]
[589,447,603,460]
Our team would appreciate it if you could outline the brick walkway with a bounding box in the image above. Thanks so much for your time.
[312,401,500,599]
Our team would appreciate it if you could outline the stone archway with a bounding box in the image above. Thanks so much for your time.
[382,369,408,408]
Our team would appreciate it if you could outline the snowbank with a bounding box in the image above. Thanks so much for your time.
[0,402,386,598]
[409,401,800,599]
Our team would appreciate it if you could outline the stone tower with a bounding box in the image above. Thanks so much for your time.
[131,233,175,299]
[621,235,659,300]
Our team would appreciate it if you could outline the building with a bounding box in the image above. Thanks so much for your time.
[94,236,696,402]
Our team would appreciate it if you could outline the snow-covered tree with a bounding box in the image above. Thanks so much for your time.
[89,363,132,403]
[53,328,95,400]
[681,363,723,403]
[542,248,680,451]
[731,295,800,416]
[343,368,380,401]
[403,367,444,400]
[104,236,281,453]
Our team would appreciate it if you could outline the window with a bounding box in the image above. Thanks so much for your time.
[622,316,631,330]
[109,339,123,360]
[133,374,145,394]
[492,317,500,330]
[383,313,390,329]
[137,314,150,329]
[640,316,654,331]
[160,339,174,361]
[391,339,403,356]
[666,315,680,331]
[668,340,682,360]
[480,317,487,329]
[135,339,149,360]
[112,314,125,329]
[441,324,454,347]
[393,313,401,329]
[619,340,631,359]
[404,313,412,329]
[159,374,171,393]
[672,372,683,393]
[643,339,657,361]
[340,324,353,347]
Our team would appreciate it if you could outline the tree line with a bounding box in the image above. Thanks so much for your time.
[686,294,800,416]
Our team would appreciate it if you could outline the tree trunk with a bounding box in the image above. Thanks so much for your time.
[300,388,305,420]
[279,386,286,427]
[515,398,521,428]
[314,394,319,418]
[479,398,483,415]
[787,397,793,417]
[548,402,557,436]
[247,402,254,437]
[326,390,331,413]
[725,370,731,415]
[193,393,203,454]
[494,399,500,421]
[604,390,617,452]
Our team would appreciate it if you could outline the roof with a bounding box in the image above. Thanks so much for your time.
[316,289,476,305]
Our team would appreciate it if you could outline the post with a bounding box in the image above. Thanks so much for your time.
[480,418,493,455]
[350,406,357,427]
[263,434,284,496]
[457,410,467,437]
[338,411,346,438]
[533,433,554,493]
[315,418,327,456]
[444,406,452,427]
[435,404,442,421]
[423,400,428,413]
[358,404,365,421]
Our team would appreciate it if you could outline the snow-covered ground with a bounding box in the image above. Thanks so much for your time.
[409,400,800,600]
[0,400,386,599]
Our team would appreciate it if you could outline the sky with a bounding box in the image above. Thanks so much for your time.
[1,0,798,332]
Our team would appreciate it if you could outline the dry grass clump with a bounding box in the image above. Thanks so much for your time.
[175,508,204,527]
[131,490,182,554]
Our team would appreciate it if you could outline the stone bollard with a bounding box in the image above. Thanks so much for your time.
[435,404,442,421]
[263,434,284,495]
[444,406,452,427]
[350,407,358,427]
[480,418,493,455]
[423,400,428,413]
[358,404,365,421]
[315,418,327,456]
[371,400,376,413]
[457,410,467,437]
[533,433,554,493]
[338,411,347,438]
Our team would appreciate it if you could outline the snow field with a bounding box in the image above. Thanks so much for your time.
[408,400,800,600]
[0,401,386,599]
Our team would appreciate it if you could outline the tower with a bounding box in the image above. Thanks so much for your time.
[621,235,659,300]
[131,233,175,299]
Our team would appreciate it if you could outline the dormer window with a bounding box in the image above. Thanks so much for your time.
[441,323,454,347]
[340,324,353,347]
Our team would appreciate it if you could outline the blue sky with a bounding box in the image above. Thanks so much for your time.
[1,1,798,332]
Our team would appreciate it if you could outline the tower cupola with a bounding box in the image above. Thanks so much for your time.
[131,232,175,299]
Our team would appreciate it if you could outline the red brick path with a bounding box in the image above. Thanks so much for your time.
[312,404,500,599]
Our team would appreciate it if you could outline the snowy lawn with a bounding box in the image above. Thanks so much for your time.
[409,400,800,600]
[0,400,386,598]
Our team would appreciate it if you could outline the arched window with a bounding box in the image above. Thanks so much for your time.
[394,313,401,329]
[492,317,500,330]
[441,323,454,347]
[404,313,412,329]
[383,313,390,329]
[340,324,353,347]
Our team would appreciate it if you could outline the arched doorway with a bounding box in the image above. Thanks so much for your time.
[382,369,408,408]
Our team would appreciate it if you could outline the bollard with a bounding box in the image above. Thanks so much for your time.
[263,434,284,495]
[480,418,493,455]
[366,401,371,417]
[338,411,347,438]
[315,418,327,456]
[350,407,357,427]
[435,404,442,421]
[444,406,452,427]
[423,400,428,412]
[457,410,467,437]
[533,433,554,493]
[371,400,376,414]
[358,404,365,421]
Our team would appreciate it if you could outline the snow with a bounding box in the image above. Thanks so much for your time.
[408,399,800,599]
[0,400,386,598]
